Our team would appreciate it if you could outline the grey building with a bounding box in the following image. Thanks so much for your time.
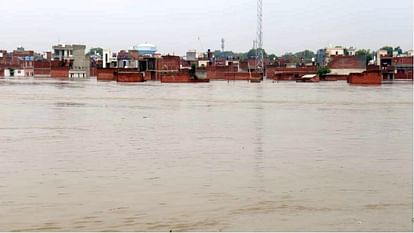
[52,44,73,61]
[52,44,90,78]
[69,45,90,78]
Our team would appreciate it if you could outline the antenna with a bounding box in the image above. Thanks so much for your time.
[221,38,225,52]
[256,0,264,74]
[198,36,205,53]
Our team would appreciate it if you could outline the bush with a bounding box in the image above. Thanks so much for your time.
[317,66,331,77]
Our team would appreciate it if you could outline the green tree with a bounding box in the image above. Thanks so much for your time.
[233,52,247,60]
[381,46,393,56]
[317,66,331,77]
[394,46,403,55]
[344,48,349,56]
[246,48,267,59]
[268,54,277,62]
[294,50,315,60]
[88,47,103,56]
[356,49,373,64]
[280,53,300,64]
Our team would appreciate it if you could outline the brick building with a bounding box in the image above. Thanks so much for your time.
[266,66,317,81]
[326,56,366,80]
[52,44,90,78]
[393,56,413,80]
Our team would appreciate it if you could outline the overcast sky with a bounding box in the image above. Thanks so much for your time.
[0,0,412,55]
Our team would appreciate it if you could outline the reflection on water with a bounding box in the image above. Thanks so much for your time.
[0,78,412,231]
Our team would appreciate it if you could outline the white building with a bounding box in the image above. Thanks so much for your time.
[326,46,345,56]
[52,44,73,61]
[376,49,389,65]
[102,49,117,68]
[198,60,209,68]
[348,47,357,56]
[4,68,25,77]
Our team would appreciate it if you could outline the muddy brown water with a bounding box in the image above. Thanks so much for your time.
[0,78,412,231]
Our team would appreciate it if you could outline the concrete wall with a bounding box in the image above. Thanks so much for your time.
[71,45,90,78]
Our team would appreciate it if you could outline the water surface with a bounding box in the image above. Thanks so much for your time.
[0,78,412,231]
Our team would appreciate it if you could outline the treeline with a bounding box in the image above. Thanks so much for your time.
[213,46,411,63]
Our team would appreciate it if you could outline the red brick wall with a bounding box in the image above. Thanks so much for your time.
[395,70,413,80]
[348,70,382,85]
[323,74,349,81]
[97,68,116,81]
[393,56,413,66]
[115,71,144,82]
[329,56,366,69]
[50,67,69,78]
[34,60,51,76]
[266,66,317,80]
[393,56,413,80]
[157,56,180,71]
[90,67,97,77]
[160,70,192,83]
[224,72,261,81]
[207,65,238,79]
[34,60,51,68]
[34,69,51,76]
[144,71,155,81]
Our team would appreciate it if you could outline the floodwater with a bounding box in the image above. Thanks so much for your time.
[0,78,412,232]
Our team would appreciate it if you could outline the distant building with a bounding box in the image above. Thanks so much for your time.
[52,44,73,61]
[198,60,209,68]
[12,48,34,77]
[376,50,389,66]
[326,46,345,56]
[347,47,357,56]
[326,55,367,80]
[52,44,90,78]
[186,50,197,61]
[316,49,326,66]
[393,56,413,80]
[70,45,90,78]
[102,49,117,68]
[117,50,130,68]
[133,43,157,57]
[4,68,25,77]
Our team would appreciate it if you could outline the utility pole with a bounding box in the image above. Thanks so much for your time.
[256,0,264,74]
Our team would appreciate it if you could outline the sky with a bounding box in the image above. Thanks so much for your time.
[0,0,412,56]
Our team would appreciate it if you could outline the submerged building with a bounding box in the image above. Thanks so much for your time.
[52,44,90,78]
